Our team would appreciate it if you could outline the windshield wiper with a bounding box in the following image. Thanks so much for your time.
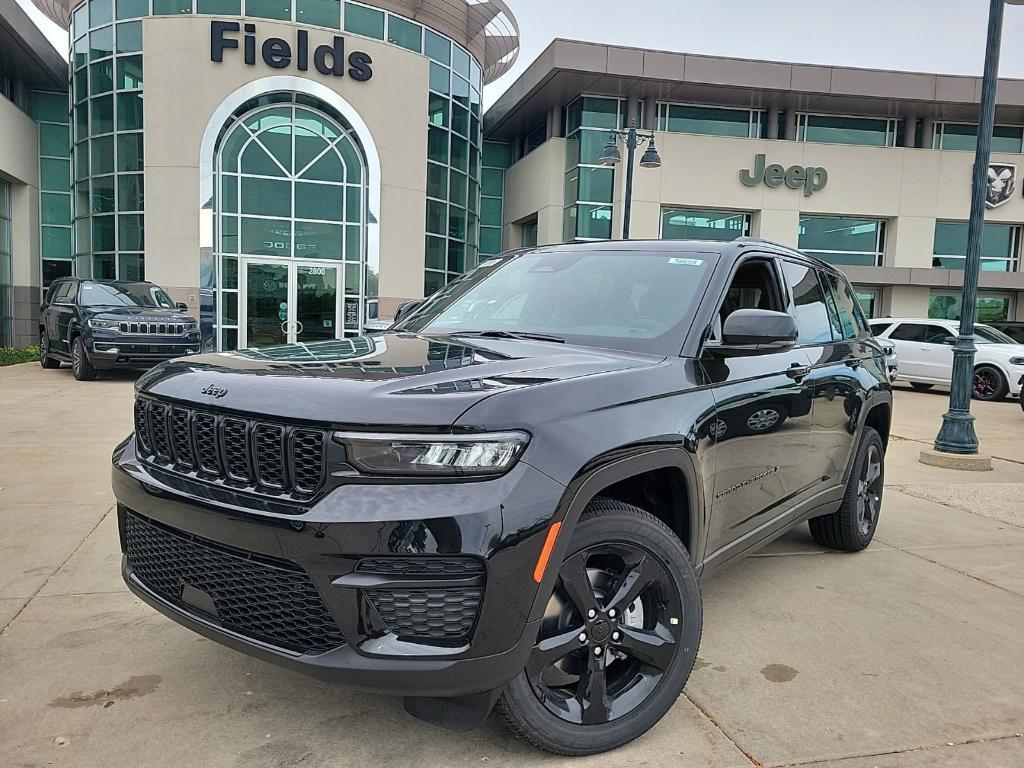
[452,330,566,344]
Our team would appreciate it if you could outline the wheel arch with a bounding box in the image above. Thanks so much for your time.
[527,447,705,623]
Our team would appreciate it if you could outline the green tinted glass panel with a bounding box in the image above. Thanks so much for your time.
[577,204,612,239]
[92,135,115,174]
[116,56,142,89]
[40,159,71,190]
[92,175,115,212]
[295,182,343,221]
[153,0,192,12]
[428,93,448,127]
[75,143,89,178]
[241,177,291,217]
[424,270,445,295]
[115,19,141,51]
[450,135,468,172]
[42,193,72,225]
[577,166,613,203]
[447,240,465,272]
[304,151,344,182]
[119,214,144,250]
[387,14,421,52]
[426,199,446,235]
[40,124,70,158]
[247,0,291,20]
[344,261,360,292]
[799,216,882,253]
[344,2,384,38]
[221,217,238,255]
[576,130,608,165]
[344,224,360,260]
[75,107,89,141]
[241,217,291,257]
[449,170,467,207]
[451,74,469,108]
[427,162,447,199]
[74,68,88,102]
[90,94,113,133]
[448,206,466,241]
[802,114,890,147]
[428,126,448,163]
[90,61,114,94]
[429,63,450,95]
[115,0,147,20]
[933,221,1015,260]
[662,208,749,241]
[480,197,501,225]
[220,290,237,324]
[117,132,143,171]
[92,215,115,250]
[425,235,445,270]
[481,168,503,197]
[93,253,115,279]
[118,174,144,210]
[90,26,114,60]
[579,97,618,129]
[73,5,88,37]
[117,91,143,129]
[345,185,361,223]
[74,36,89,69]
[665,105,750,137]
[293,128,327,171]
[295,221,342,259]
[197,0,241,12]
[336,139,362,183]
[451,103,469,137]
[939,123,1024,153]
[295,0,338,26]
[259,128,292,169]
[479,227,501,255]
[451,45,470,78]
[118,253,144,281]
[240,140,286,176]
[42,227,73,260]
[424,29,450,65]
[90,0,113,27]
[482,141,512,169]
[31,92,67,122]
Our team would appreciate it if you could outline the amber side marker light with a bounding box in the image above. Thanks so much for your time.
[533,522,562,583]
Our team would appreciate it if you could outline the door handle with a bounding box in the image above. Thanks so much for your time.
[786,363,811,381]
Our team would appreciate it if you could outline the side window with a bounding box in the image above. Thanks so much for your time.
[43,283,59,305]
[56,282,75,302]
[779,260,834,345]
[889,323,927,342]
[924,325,953,344]
[821,271,867,340]
[710,257,784,340]
[870,321,895,337]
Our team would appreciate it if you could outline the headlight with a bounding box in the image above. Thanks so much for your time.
[1010,357,1024,366]
[87,318,120,329]
[183,322,199,332]
[333,431,530,477]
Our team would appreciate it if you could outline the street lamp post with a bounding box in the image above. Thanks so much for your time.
[599,121,662,239]
[933,0,1023,456]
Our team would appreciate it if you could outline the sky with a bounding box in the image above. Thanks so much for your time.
[15,0,1024,108]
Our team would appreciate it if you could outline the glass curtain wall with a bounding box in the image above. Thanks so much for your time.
[928,292,1014,324]
[660,208,750,241]
[932,123,1024,153]
[31,92,75,291]
[657,104,763,138]
[479,141,511,257]
[798,216,886,266]
[0,181,11,346]
[932,221,1020,271]
[796,114,900,147]
[563,96,621,241]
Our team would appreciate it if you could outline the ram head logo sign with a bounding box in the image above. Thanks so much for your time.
[986,163,1016,209]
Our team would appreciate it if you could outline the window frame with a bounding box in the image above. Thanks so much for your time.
[656,101,764,139]
[795,112,900,148]
[778,256,837,348]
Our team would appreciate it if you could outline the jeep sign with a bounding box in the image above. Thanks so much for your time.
[740,154,828,197]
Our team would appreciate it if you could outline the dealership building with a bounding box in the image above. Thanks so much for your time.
[3,0,1024,351]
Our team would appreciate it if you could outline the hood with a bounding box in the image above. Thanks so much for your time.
[136,333,664,427]
[85,306,195,322]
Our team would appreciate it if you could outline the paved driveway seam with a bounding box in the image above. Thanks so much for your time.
[764,732,1024,767]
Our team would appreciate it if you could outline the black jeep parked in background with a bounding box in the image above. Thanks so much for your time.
[114,239,892,754]
[40,278,200,380]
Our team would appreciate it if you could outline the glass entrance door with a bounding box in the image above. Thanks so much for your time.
[243,261,289,348]
[240,260,341,348]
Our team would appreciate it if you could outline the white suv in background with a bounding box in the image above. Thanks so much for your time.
[869,318,1024,401]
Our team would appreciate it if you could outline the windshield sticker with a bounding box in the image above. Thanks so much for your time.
[669,258,704,266]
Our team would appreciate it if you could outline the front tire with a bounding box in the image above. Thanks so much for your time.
[973,365,1008,401]
[809,427,884,552]
[499,498,702,756]
[39,330,60,369]
[71,336,97,381]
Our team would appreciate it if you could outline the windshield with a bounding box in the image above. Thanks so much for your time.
[975,325,1016,344]
[397,249,718,354]
[79,282,175,309]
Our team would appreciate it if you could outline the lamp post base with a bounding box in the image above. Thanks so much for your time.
[919,448,993,472]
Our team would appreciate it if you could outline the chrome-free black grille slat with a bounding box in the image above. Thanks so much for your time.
[367,588,482,640]
[124,512,345,653]
[134,396,325,497]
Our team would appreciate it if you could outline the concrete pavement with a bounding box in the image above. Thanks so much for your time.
[1,363,1022,767]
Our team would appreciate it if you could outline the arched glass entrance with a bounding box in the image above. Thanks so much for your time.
[213,94,367,350]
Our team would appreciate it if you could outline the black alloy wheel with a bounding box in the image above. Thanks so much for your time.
[500,499,701,755]
[856,443,883,538]
[972,366,1008,401]
[809,426,885,552]
[40,330,60,369]
[71,336,97,381]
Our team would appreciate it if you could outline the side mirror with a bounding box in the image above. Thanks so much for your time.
[707,309,798,357]
[176,302,189,312]
[393,299,424,324]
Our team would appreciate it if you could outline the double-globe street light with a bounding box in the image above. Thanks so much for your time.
[599,121,662,239]
[934,0,1024,457]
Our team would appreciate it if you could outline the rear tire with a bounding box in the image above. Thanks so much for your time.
[71,336,97,381]
[909,383,933,392]
[39,330,60,369]
[972,365,1008,402]
[809,427,884,552]
[499,498,702,755]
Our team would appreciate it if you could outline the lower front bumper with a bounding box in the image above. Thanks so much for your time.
[112,439,564,697]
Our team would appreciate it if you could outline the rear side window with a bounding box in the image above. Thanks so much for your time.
[870,321,895,336]
[889,323,949,343]
[821,271,869,340]
[56,282,76,301]
[780,260,833,344]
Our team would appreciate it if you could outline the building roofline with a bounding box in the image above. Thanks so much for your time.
[484,37,1024,141]
[0,0,67,92]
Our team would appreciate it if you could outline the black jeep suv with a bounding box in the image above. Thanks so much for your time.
[113,240,892,755]
[40,278,200,380]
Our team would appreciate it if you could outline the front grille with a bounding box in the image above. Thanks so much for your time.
[124,512,345,654]
[367,588,482,640]
[119,321,186,335]
[134,396,327,496]
[356,557,485,577]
